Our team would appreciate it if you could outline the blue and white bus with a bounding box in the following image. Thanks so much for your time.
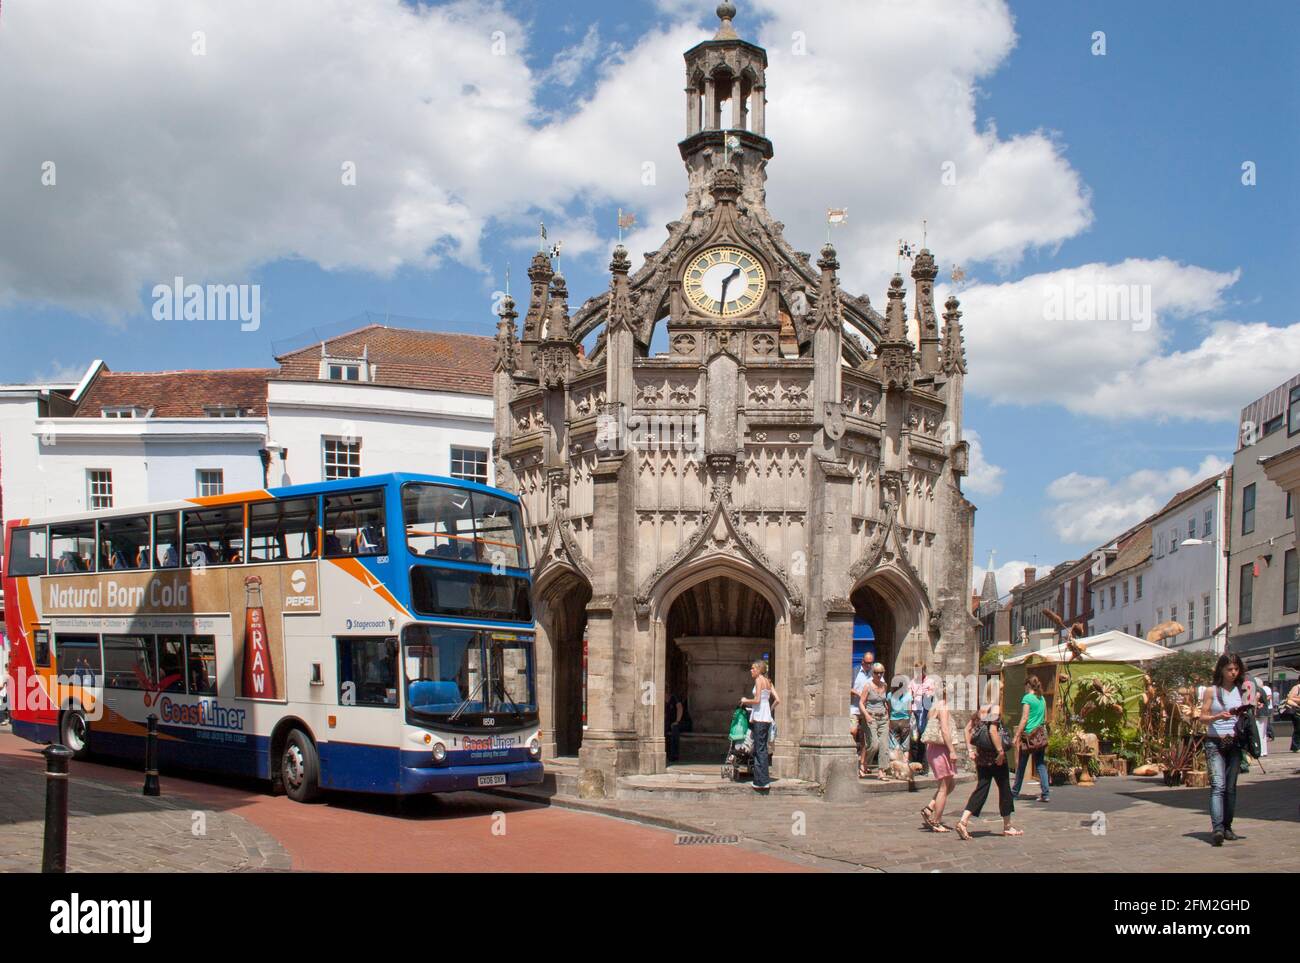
[2,473,542,802]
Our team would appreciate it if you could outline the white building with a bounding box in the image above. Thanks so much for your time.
[1091,527,1154,642]
[0,325,497,538]
[1089,471,1229,653]
[1147,471,1230,653]
[266,325,496,487]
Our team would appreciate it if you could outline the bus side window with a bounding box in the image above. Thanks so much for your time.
[8,526,49,576]
[186,636,217,696]
[34,630,51,668]
[324,490,387,558]
[154,512,181,568]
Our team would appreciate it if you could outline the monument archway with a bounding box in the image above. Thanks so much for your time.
[534,566,592,759]
[662,572,777,764]
[851,572,925,681]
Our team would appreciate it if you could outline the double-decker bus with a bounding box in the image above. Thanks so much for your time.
[1,473,541,802]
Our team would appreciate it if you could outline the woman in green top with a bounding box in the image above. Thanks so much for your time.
[1011,676,1050,802]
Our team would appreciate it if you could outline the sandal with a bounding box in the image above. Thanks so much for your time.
[930,823,952,833]
[920,807,935,828]
[955,821,972,841]
[1001,827,1024,837]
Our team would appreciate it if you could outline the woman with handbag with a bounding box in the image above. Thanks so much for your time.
[955,701,1021,840]
[1011,676,1050,803]
[1200,654,1249,846]
[920,679,957,832]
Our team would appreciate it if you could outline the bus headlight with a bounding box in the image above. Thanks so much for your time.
[528,737,541,759]
[431,742,447,763]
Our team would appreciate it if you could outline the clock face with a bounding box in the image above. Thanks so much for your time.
[683,246,767,318]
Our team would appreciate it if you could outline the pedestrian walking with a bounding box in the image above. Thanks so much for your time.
[1283,682,1300,752]
[888,678,913,757]
[1255,681,1272,756]
[955,700,1021,840]
[910,662,935,774]
[1011,676,1050,803]
[850,652,872,777]
[1200,654,1249,846]
[920,679,957,832]
[861,662,890,779]
[739,660,779,792]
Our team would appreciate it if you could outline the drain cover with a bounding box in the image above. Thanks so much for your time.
[675,834,739,846]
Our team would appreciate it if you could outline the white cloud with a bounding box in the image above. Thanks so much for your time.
[1045,455,1229,546]
[542,24,602,87]
[963,428,1004,496]
[954,258,1298,421]
[972,558,1047,596]
[0,0,1097,321]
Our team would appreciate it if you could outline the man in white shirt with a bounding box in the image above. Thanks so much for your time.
[851,652,873,775]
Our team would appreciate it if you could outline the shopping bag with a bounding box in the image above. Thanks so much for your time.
[729,707,751,742]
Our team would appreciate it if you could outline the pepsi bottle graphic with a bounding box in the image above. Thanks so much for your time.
[241,575,277,699]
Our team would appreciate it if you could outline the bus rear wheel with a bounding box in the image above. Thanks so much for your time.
[60,709,91,761]
[280,730,321,803]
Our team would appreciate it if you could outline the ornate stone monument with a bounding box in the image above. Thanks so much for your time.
[492,2,978,792]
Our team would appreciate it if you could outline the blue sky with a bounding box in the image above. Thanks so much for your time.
[1,0,1296,593]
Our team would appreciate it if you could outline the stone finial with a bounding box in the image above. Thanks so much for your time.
[522,250,554,342]
[941,293,967,375]
[547,272,571,340]
[811,243,841,332]
[715,1,739,40]
[610,243,631,276]
[494,294,518,372]
[911,247,938,281]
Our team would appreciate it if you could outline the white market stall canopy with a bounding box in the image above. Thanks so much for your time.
[1004,630,1176,666]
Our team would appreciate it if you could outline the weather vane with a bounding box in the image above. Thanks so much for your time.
[826,207,848,244]
[538,220,548,253]
[617,208,636,244]
[897,239,916,273]
[723,133,743,168]
[550,239,563,272]
[950,264,967,289]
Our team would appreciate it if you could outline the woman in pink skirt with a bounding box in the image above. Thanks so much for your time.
[920,679,958,832]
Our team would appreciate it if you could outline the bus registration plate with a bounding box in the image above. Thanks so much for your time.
[477,774,507,787]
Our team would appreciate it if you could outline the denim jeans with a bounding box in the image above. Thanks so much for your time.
[1012,746,1050,799]
[1204,737,1242,834]
[751,721,772,788]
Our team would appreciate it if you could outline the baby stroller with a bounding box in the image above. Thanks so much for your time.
[721,707,755,782]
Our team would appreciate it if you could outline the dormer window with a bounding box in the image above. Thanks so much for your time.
[205,406,246,418]
[102,407,149,418]
[329,364,361,381]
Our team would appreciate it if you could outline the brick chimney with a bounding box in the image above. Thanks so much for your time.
[1024,566,1037,585]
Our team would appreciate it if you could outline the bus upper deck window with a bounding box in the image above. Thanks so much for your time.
[50,522,95,574]
[98,515,150,571]
[154,513,180,568]
[182,505,245,567]
[7,526,49,576]
[324,490,387,558]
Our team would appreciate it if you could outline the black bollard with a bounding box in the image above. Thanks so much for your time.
[143,713,160,797]
[42,744,73,873]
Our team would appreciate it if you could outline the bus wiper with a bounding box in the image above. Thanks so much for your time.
[496,682,522,717]
[448,675,487,722]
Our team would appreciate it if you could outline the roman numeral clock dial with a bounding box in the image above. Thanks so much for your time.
[683,246,767,318]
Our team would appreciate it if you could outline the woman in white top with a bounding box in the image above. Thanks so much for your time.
[1199,653,1247,846]
[740,660,779,791]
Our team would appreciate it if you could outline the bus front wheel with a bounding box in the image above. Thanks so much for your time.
[281,730,321,803]
[60,709,91,761]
